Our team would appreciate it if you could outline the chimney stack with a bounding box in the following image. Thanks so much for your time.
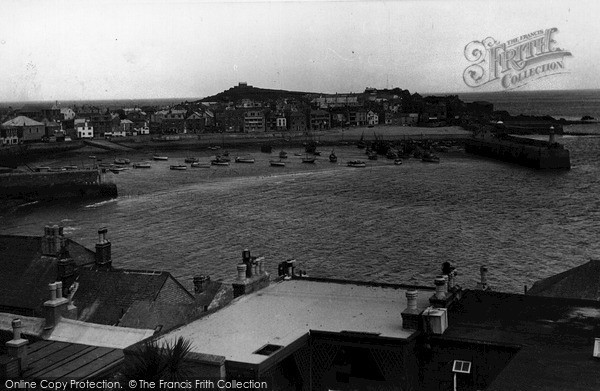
[95,227,112,270]
[401,290,421,330]
[232,249,270,298]
[43,282,69,329]
[477,265,490,290]
[5,319,29,375]
[41,224,66,256]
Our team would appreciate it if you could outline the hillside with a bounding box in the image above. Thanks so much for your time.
[199,83,314,103]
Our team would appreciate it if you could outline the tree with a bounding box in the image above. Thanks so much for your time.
[119,337,194,385]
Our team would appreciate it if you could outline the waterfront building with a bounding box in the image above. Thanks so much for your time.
[366,110,379,126]
[217,109,244,132]
[75,118,94,139]
[287,110,307,132]
[243,110,265,132]
[0,125,20,145]
[2,116,45,143]
[311,94,360,109]
[119,119,133,133]
[276,114,287,131]
[162,109,187,133]
[309,109,331,131]
[186,112,206,133]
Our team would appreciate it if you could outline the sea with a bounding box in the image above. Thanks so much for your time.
[1,89,600,294]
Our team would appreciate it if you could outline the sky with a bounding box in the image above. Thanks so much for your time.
[0,0,598,102]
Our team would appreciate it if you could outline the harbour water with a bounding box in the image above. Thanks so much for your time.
[1,135,600,294]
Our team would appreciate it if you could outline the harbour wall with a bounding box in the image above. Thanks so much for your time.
[465,136,571,169]
[0,170,118,201]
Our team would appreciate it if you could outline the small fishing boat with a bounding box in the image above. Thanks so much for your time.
[313,151,322,156]
[270,160,286,167]
[394,158,403,165]
[279,150,288,159]
[184,157,199,163]
[170,164,187,170]
[63,165,78,170]
[329,150,337,163]
[347,160,366,168]
[191,162,211,168]
[110,167,128,173]
[133,162,151,168]
[421,152,440,163]
[208,146,221,151]
[114,158,130,165]
[235,156,255,163]
[211,160,230,166]
[88,155,96,159]
[215,154,231,162]
[294,152,303,157]
[153,155,169,161]
[301,155,316,164]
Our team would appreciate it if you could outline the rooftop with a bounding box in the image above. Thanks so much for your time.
[22,341,123,380]
[442,290,600,391]
[528,258,600,300]
[2,116,44,127]
[157,279,431,365]
[46,318,155,349]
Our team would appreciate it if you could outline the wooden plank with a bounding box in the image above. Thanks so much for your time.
[25,345,95,378]
[26,340,57,355]
[26,342,72,365]
[45,347,115,379]
[65,349,124,379]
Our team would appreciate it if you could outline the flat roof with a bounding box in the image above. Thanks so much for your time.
[157,279,431,364]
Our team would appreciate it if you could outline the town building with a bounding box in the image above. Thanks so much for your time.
[527,258,600,300]
[217,109,244,132]
[2,116,45,143]
[244,110,265,132]
[366,110,379,126]
[161,109,187,133]
[0,226,227,331]
[75,118,94,138]
[185,112,206,133]
[309,109,331,131]
[287,111,307,132]
[0,126,20,145]
[60,107,76,121]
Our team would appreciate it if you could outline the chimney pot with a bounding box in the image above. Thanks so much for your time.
[237,264,247,281]
[55,281,63,299]
[405,290,418,311]
[49,283,57,301]
[434,277,446,300]
[12,319,22,340]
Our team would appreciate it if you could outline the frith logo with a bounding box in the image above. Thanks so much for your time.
[463,28,572,90]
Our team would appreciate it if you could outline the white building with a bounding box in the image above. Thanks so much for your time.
[75,119,94,139]
[367,110,379,126]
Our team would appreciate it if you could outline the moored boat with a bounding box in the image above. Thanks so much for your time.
[347,160,366,168]
[114,158,130,165]
[394,158,403,165]
[170,164,187,170]
[235,156,255,163]
[301,155,316,164]
[184,157,199,163]
[329,150,337,163]
[279,150,288,159]
[153,155,169,161]
[269,160,286,167]
[133,162,152,168]
[110,167,127,173]
[191,162,211,168]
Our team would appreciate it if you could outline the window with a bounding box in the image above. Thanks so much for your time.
[452,360,472,374]
[253,344,282,356]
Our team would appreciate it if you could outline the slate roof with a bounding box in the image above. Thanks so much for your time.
[75,269,194,326]
[22,341,124,380]
[527,259,600,300]
[0,235,96,316]
[441,290,600,391]
[2,116,44,127]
